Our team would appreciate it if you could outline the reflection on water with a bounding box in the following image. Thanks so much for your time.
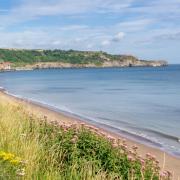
[0,65,180,156]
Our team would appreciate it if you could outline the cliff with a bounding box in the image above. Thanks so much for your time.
[20,60,167,70]
[0,49,167,71]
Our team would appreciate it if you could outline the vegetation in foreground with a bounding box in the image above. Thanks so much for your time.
[0,102,172,179]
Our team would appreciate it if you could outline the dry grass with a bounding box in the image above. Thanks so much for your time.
[0,101,172,180]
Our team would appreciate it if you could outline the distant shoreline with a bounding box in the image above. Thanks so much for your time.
[0,63,168,73]
[0,48,168,71]
[0,89,180,178]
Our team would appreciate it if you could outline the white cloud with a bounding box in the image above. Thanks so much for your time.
[101,32,125,46]
[87,43,94,49]
[0,0,134,28]
[101,40,110,46]
[52,40,61,45]
[59,25,89,31]
[112,32,125,42]
[116,19,155,32]
[0,0,180,63]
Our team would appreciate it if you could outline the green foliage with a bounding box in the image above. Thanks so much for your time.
[0,103,172,179]
[0,49,138,66]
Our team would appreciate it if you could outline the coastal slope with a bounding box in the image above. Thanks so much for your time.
[0,49,167,71]
[0,90,179,179]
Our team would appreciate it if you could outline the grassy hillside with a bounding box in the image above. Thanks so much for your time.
[0,49,138,66]
[0,100,171,179]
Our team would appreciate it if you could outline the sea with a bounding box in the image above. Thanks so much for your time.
[0,65,180,156]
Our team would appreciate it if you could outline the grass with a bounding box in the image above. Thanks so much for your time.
[0,101,172,180]
[0,49,138,66]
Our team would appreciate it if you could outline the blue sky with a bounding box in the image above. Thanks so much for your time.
[0,0,180,63]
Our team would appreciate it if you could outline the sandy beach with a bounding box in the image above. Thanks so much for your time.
[0,90,180,179]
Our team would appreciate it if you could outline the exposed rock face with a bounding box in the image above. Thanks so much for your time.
[19,60,167,70]
[0,49,168,71]
[0,49,167,71]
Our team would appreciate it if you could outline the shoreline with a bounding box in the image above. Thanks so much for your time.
[0,63,168,73]
[0,90,180,178]
[0,66,159,73]
[3,87,180,158]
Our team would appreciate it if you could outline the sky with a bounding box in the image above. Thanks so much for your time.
[0,0,180,63]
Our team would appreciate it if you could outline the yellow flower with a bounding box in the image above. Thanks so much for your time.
[0,151,6,158]
[0,150,26,168]
[10,159,20,165]
[2,153,15,161]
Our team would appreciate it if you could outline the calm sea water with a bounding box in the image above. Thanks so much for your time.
[0,65,180,156]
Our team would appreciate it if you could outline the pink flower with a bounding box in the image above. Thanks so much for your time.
[71,135,78,144]
[80,123,85,127]
[160,171,167,177]
[71,138,77,144]
[122,139,126,144]
[140,159,145,165]
[155,160,159,164]
[151,155,156,160]
[127,155,134,162]
[146,153,152,158]
[107,135,114,141]
[132,145,138,150]
[112,143,118,148]
[93,127,99,132]
[121,144,128,150]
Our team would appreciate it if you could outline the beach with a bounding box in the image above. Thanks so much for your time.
[0,90,179,179]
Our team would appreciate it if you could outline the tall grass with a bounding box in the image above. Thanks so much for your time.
[0,102,172,179]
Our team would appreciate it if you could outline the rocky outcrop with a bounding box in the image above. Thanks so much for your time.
[0,48,168,71]
[14,60,167,70]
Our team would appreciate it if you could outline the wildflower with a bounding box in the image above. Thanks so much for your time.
[160,171,167,178]
[20,160,28,165]
[127,155,134,162]
[66,125,71,129]
[93,127,99,132]
[71,138,76,144]
[0,151,6,157]
[99,132,106,137]
[141,165,145,171]
[70,124,77,129]
[107,135,116,143]
[140,159,145,165]
[50,121,58,126]
[117,138,122,144]
[121,144,128,150]
[107,135,112,140]
[10,159,20,165]
[151,155,156,160]
[80,123,85,128]
[162,170,172,178]
[16,168,25,176]
[132,145,138,151]
[137,155,142,159]
[71,135,78,144]
[112,143,118,148]
[146,153,152,159]
[122,138,126,144]
[2,153,15,161]
[0,151,25,168]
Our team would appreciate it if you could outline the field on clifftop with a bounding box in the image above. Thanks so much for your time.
[0,49,167,68]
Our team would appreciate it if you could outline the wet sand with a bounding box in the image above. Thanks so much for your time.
[0,90,180,179]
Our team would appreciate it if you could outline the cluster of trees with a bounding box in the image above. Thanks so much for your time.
[0,49,137,66]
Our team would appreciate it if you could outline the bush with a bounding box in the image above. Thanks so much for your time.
[0,103,172,179]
